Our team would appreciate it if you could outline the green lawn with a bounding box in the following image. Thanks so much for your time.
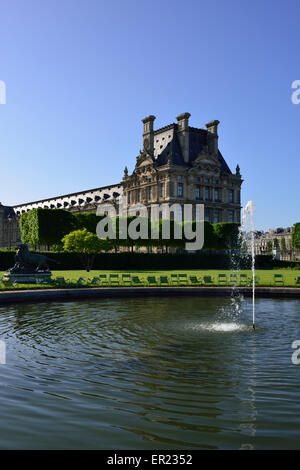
[1,268,300,289]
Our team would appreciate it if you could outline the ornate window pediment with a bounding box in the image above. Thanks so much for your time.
[192,151,221,174]
[135,151,154,168]
[192,151,220,168]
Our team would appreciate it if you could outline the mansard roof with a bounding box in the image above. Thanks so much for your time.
[155,128,185,167]
[2,206,17,219]
[153,124,232,174]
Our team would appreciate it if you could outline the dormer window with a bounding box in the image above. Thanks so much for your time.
[177,183,183,197]
[205,187,210,201]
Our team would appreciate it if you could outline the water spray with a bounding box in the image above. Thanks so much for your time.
[241,201,256,331]
[250,224,255,330]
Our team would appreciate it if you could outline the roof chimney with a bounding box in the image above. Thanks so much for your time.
[176,112,191,163]
[205,120,220,155]
[142,115,156,154]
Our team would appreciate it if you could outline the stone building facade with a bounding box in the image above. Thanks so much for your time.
[0,203,21,249]
[0,183,123,249]
[0,113,243,249]
[254,227,300,260]
[123,113,242,223]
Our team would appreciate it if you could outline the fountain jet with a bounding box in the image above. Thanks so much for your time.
[241,201,256,330]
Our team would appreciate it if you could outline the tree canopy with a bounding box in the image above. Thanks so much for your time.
[20,208,77,247]
[62,228,110,271]
[74,212,106,234]
[292,223,300,249]
[213,222,240,249]
[20,208,243,253]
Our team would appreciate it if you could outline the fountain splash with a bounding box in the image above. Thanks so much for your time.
[241,201,256,330]
[201,200,256,332]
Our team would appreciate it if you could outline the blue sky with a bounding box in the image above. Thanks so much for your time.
[0,0,299,230]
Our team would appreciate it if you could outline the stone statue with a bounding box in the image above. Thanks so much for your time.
[5,244,58,283]
[8,244,59,273]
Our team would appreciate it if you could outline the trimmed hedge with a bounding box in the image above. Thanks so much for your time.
[20,208,77,246]
[272,259,300,268]
[0,251,15,270]
[1,250,299,272]
[19,208,241,251]
[0,251,230,270]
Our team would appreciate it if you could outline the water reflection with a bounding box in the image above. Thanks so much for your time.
[238,344,258,449]
[0,296,299,449]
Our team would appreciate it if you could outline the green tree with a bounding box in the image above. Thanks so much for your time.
[179,220,216,251]
[155,219,185,252]
[20,208,78,248]
[266,240,273,253]
[280,238,286,252]
[62,228,110,271]
[202,221,219,250]
[74,212,106,234]
[273,238,279,248]
[110,216,185,252]
[213,222,240,249]
[292,223,300,249]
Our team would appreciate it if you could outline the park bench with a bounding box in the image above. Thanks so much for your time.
[99,274,108,286]
[189,275,200,285]
[109,274,120,286]
[89,276,100,285]
[178,274,188,285]
[74,277,87,287]
[239,274,249,286]
[147,276,158,286]
[159,276,169,286]
[218,274,227,285]
[54,277,68,287]
[229,274,238,285]
[122,274,132,286]
[274,274,284,286]
[131,276,143,286]
[203,276,213,286]
[170,274,178,285]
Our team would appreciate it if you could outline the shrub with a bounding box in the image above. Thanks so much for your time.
[213,222,240,249]
[74,212,105,234]
[266,240,273,253]
[20,208,77,247]
[62,228,111,271]
[292,223,300,249]
[1,250,299,272]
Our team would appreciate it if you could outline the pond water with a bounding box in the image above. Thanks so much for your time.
[0,296,299,449]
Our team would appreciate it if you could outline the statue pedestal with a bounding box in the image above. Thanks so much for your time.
[4,272,52,284]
